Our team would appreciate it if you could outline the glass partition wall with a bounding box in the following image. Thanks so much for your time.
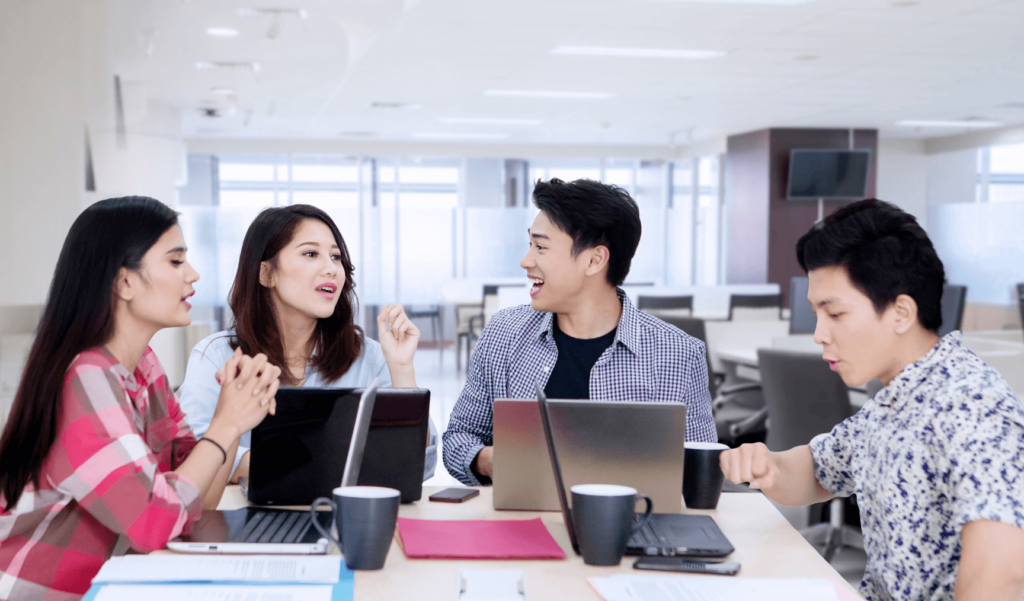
[178,153,725,325]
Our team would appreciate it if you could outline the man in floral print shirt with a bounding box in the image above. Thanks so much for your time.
[720,199,1024,601]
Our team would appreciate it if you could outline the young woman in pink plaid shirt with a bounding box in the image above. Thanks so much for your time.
[0,197,281,599]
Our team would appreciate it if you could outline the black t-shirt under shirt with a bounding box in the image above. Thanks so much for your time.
[544,317,617,400]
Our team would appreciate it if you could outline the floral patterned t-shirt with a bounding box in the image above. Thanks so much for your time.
[811,331,1024,601]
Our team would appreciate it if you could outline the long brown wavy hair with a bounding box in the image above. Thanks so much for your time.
[228,205,363,385]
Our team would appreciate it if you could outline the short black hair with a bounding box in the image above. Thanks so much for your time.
[796,198,945,332]
[532,178,642,287]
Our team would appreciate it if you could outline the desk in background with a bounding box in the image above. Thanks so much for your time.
[207,486,862,601]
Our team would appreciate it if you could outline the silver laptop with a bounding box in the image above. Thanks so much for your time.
[492,397,686,513]
[167,380,378,554]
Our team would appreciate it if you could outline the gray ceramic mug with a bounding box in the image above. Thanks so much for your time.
[310,486,400,570]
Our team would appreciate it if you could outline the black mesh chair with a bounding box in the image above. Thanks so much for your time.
[728,294,784,320]
[758,348,862,561]
[937,284,967,337]
[659,315,764,443]
[638,295,694,313]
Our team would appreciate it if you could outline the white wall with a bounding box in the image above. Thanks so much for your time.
[876,138,929,229]
[0,1,90,307]
[0,0,190,391]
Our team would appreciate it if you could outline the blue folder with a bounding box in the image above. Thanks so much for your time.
[82,570,354,601]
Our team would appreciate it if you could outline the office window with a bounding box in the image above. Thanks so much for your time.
[977,143,1024,204]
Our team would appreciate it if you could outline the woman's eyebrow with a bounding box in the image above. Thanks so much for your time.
[165,246,187,254]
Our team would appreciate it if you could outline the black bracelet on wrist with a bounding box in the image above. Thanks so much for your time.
[199,437,228,465]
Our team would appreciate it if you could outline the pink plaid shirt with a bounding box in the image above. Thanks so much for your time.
[0,347,202,600]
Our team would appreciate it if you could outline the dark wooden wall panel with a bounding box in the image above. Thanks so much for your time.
[767,129,878,305]
[723,127,878,306]
[723,129,771,284]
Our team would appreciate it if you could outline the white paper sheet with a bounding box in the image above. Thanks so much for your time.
[94,584,332,601]
[93,555,341,584]
[589,575,840,601]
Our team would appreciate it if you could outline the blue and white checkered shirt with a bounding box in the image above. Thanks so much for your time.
[442,289,717,485]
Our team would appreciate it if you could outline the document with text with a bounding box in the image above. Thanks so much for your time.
[93,555,342,584]
[589,575,842,601]
[94,584,333,601]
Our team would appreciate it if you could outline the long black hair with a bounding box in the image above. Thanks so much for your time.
[0,196,179,510]
[228,204,363,386]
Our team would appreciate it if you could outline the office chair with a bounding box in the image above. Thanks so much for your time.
[406,305,443,348]
[1018,284,1024,342]
[660,315,764,443]
[758,348,862,562]
[937,284,967,337]
[789,277,816,335]
[638,295,694,314]
[728,294,784,321]
[457,284,522,371]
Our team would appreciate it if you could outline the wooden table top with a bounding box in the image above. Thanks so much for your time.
[211,485,861,600]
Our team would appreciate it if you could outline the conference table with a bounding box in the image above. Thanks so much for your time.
[209,485,863,600]
[714,331,1024,398]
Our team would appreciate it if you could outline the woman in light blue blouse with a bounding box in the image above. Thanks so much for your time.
[178,204,437,482]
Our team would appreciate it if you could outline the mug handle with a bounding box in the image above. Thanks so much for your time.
[630,494,654,537]
[309,497,342,551]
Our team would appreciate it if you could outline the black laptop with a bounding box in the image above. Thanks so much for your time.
[535,382,735,559]
[248,387,431,506]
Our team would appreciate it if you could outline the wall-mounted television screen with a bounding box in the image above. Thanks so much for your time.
[786,149,871,200]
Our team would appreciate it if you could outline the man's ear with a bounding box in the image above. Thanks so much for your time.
[259,261,273,288]
[113,267,135,302]
[891,293,919,334]
[584,245,610,278]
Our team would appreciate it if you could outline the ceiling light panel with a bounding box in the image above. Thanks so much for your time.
[634,0,816,4]
[897,119,1003,128]
[412,132,510,140]
[552,46,726,59]
[205,27,240,37]
[438,117,543,125]
[484,90,614,99]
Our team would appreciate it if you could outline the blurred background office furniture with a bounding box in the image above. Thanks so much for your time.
[729,293,784,321]
[455,303,484,372]
[758,348,862,563]
[406,304,444,350]
[789,277,816,335]
[638,295,693,314]
[1017,283,1024,341]
[937,284,967,337]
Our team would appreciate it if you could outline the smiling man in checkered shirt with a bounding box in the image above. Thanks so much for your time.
[442,178,717,486]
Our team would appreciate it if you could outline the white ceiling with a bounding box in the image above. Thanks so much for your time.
[108,0,1024,148]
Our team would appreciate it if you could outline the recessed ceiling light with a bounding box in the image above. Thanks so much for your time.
[211,87,237,96]
[438,117,543,125]
[206,27,240,37]
[195,61,261,73]
[794,55,819,61]
[897,119,1003,128]
[412,132,510,140]
[339,131,376,137]
[484,90,613,100]
[370,101,421,109]
[996,102,1024,109]
[634,0,816,4]
[552,46,726,60]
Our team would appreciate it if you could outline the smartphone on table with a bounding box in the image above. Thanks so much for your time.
[633,556,741,575]
[428,488,480,503]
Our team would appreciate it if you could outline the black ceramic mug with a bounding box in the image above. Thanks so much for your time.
[682,442,729,510]
[571,484,654,566]
[310,486,400,570]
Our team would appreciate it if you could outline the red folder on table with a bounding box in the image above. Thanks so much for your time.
[396,517,566,559]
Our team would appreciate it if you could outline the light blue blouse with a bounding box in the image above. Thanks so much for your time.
[177,331,437,481]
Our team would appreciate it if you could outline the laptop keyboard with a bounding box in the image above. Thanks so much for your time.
[238,511,313,544]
